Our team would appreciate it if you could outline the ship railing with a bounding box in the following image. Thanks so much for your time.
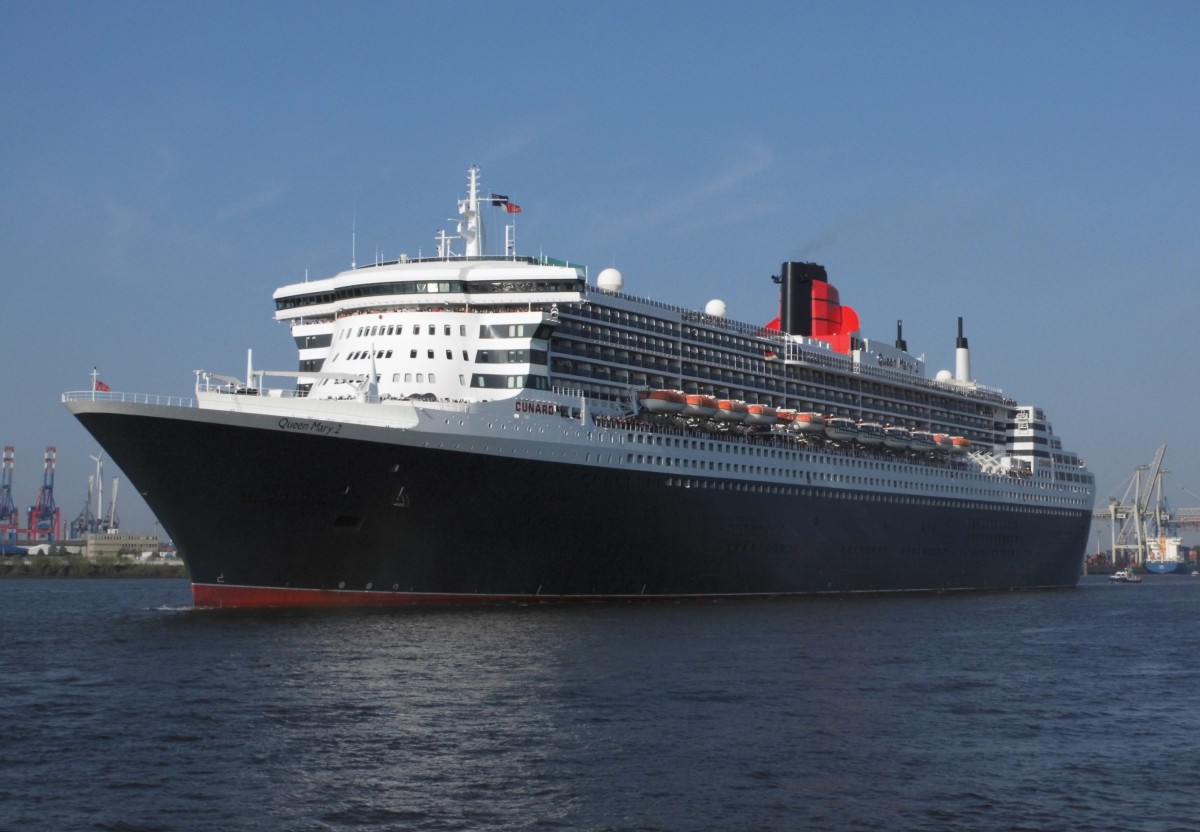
[62,390,197,408]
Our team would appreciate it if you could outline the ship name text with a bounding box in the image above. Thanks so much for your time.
[277,417,343,435]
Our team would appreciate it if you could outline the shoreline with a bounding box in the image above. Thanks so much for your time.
[0,556,189,579]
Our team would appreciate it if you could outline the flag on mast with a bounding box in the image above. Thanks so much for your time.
[91,366,110,392]
[491,193,521,213]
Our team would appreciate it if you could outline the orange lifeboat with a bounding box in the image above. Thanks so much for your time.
[949,436,971,453]
[682,394,719,419]
[791,411,826,433]
[638,389,686,414]
[715,399,749,422]
[745,404,778,426]
[932,433,954,451]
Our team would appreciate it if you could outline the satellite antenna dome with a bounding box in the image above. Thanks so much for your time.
[596,268,624,293]
[705,299,727,318]
[935,369,953,382]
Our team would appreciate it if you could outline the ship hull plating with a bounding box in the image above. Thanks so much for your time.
[73,404,1090,607]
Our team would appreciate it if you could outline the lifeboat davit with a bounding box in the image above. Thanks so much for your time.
[909,430,937,453]
[715,399,750,422]
[824,417,858,441]
[856,422,885,446]
[949,436,971,453]
[883,426,912,450]
[639,389,686,414]
[792,412,826,433]
[745,404,778,426]
[682,394,719,419]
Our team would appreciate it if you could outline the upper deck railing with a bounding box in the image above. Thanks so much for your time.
[62,390,197,408]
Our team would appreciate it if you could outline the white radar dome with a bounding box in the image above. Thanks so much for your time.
[705,299,727,318]
[596,268,624,293]
[935,369,953,382]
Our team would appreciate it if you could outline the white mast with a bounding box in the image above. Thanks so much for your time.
[106,478,120,531]
[458,165,484,257]
[90,452,104,530]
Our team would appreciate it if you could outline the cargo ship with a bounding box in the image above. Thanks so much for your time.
[64,167,1095,607]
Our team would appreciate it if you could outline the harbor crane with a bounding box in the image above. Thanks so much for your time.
[1095,444,1200,565]
[1,446,18,538]
[69,475,98,538]
[25,446,61,541]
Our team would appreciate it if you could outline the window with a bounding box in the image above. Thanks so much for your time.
[410,349,417,358]
[404,373,412,382]
[427,349,434,359]
[416,373,424,383]
[446,350,452,360]
[429,373,436,383]
[444,325,451,336]
[413,325,421,335]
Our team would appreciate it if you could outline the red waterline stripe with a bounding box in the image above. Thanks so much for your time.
[190,581,1044,609]
[189,582,806,609]
[191,583,547,608]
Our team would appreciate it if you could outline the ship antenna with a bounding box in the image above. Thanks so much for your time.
[351,208,357,269]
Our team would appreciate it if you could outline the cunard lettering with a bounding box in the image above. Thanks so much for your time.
[514,399,557,415]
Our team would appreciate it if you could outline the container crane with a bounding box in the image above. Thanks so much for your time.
[1,446,18,539]
[69,475,98,538]
[1096,444,1199,566]
[25,446,61,541]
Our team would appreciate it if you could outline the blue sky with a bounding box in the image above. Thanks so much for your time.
[3,1,1198,545]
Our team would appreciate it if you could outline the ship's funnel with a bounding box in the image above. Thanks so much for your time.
[955,317,971,382]
[778,262,828,336]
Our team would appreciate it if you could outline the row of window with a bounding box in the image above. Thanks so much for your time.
[339,348,545,366]
[658,477,1088,512]
[472,374,551,390]
[276,278,582,311]
[337,321,554,341]
[368,371,553,391]
[344,323,467,339]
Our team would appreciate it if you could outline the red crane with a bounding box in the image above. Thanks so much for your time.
[25,446,61,541]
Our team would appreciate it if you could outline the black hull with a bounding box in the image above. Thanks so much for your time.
[73,406,1090,606]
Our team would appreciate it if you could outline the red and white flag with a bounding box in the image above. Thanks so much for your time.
[93,378,110,392]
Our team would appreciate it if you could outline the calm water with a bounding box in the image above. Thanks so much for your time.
[1,576,1198,831]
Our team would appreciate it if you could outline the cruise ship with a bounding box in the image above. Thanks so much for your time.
[64,167,1095,607]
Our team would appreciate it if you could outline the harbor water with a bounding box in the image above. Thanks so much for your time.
[1,575,1198,831]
